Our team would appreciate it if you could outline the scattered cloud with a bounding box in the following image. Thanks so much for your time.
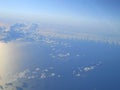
[57,53,70,58]
[50,73,56,77]
[0,22,111,90]
[0,60,102,90]
[35,67,40,71]
[73,61,102,77]
[40,73,46,79]
[0,23,120,45]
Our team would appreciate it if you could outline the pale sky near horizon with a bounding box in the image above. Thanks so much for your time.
[0,0,120,33]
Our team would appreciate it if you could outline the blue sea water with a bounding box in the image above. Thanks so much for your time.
[11,39,120,90]
[1,38,120,90]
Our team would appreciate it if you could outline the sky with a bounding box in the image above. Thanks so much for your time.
[0,0,120,25]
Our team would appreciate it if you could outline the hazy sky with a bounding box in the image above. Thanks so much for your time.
[0,0,120,28]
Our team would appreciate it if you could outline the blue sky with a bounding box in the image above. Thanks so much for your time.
[0,0,120,28]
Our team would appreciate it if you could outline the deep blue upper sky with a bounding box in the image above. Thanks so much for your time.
[0,0,120,30]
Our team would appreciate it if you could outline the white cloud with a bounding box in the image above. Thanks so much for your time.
[75,73,81,77]
[18,69,30,78]
[40,73,46,79]
[50,73,56,77]
[35,68,40,71]
[57,75,61,78]
[0,23,120,45]
[43,69,48,72]
[57,53,70,58]
[83,66,94,72]
[73,61,102,77]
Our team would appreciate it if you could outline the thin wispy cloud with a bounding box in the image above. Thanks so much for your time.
[0,23,120,45]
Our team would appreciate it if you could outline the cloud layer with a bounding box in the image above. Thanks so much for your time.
[0,23,120,45]
[0,61,102,90]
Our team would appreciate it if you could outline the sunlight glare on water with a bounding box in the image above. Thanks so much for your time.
[0,42,23,85]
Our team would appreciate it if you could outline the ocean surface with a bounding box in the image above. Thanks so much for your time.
[0,38,120,90]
